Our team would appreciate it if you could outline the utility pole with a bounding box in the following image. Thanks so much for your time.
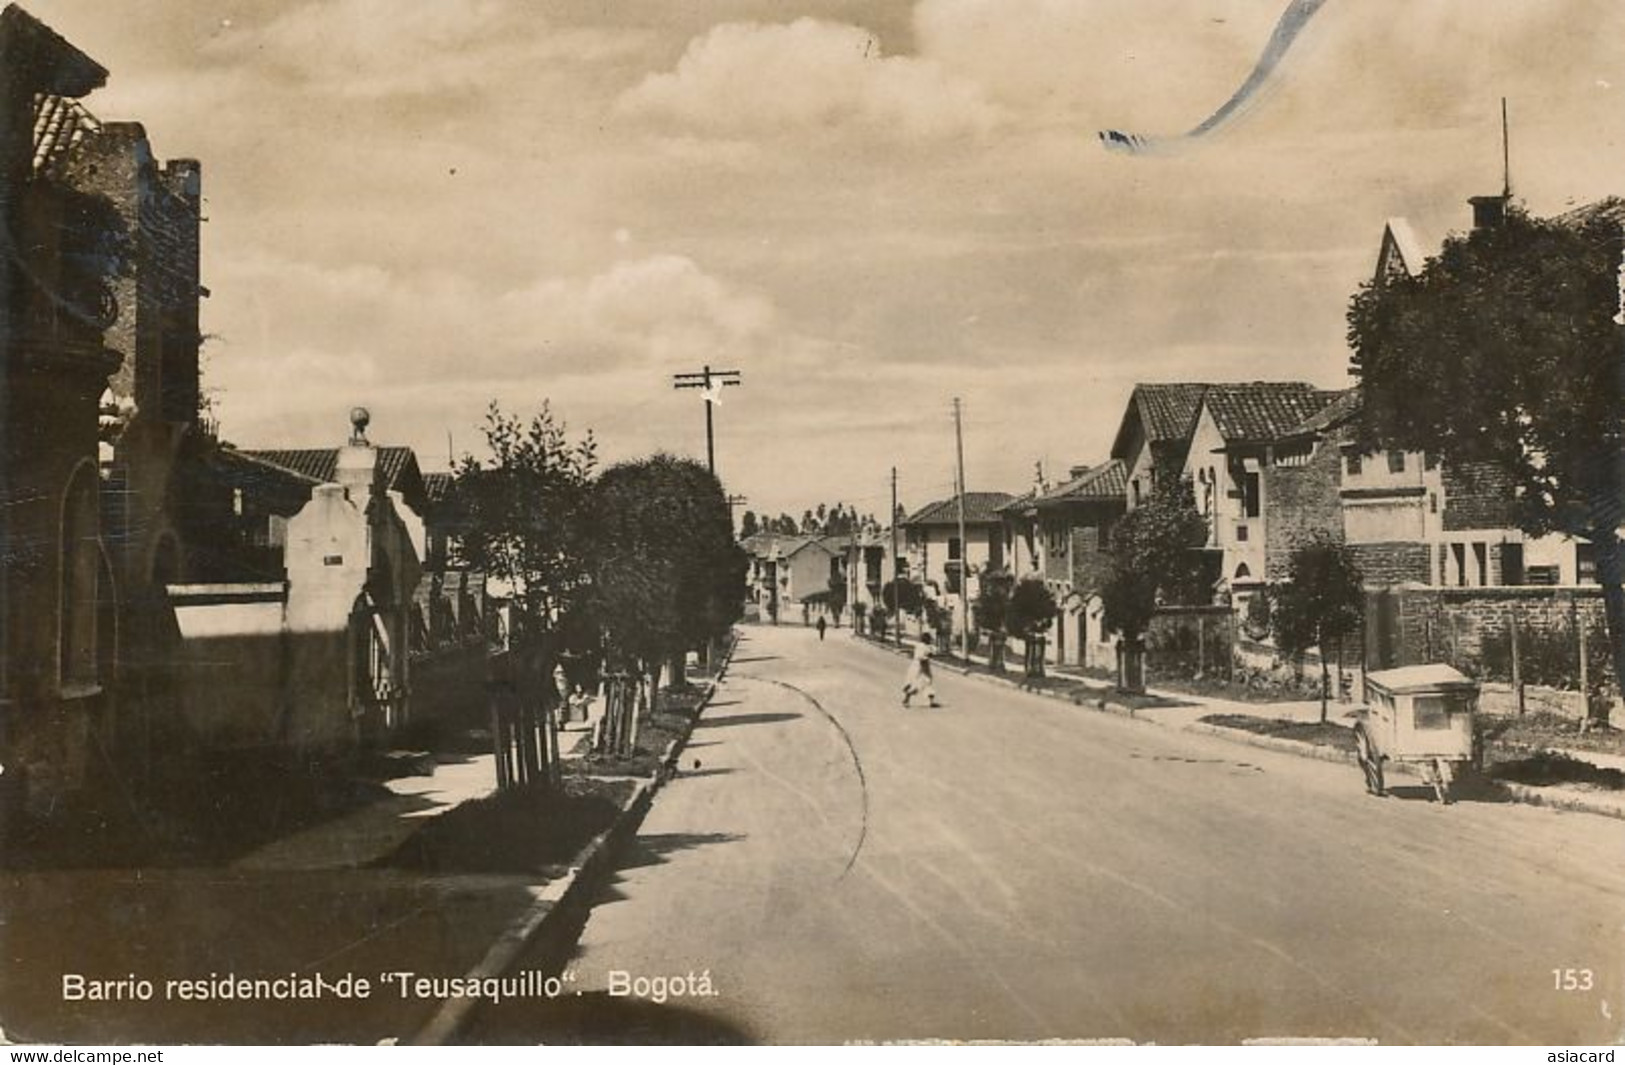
[953,397,970,664]
[672,365,742,476]
[724,492,748,526]
[891,466,901,646]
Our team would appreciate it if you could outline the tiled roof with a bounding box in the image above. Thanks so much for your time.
[1135,383,1212,443]
[423,471,453,502]
[904,492,1016,527]
[1201,382,1329,443]
[1110,382,1211,461]
[995,489,1038,515]
[1554,197,1625,228]
[31,94,100,177]
[1282,387,1361,438]
[1035,460,1128,506]
[245,446,419,491]
[740,532,831,559]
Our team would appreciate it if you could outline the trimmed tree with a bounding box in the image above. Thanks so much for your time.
[975,567,1015,672]
[827,574,848,627]
[1007,577,1058,680]
[1349,203,1625,727]
[1101,476,1209,690]
[1273,534,1364,723]
[589,454,743,752]
[882,577,924,641]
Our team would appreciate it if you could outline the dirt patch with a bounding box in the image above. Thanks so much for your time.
[564,684,708,779]
[376,775,636,875]
[1484,751,1625,791]
[1199,714,1357,753]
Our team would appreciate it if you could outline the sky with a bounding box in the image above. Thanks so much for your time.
[26,0,1625,523]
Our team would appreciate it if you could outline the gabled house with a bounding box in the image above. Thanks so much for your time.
[902,492,1013,600]
[741,532,840,616]
[1182,382,1336,606]
[1110,383,1212,510]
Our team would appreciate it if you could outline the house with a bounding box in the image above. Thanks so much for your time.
[740,532,840,617]
[1263,192,1584,593]
[844,526,905,615]
[0,6,122,814]
[1181,382,1336,610]
[903,492,1014,598]
[1031,461,1128,669]
[1110,383,1212,510]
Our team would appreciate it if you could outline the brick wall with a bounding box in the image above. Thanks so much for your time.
[1380,585,1612,694]
[1442,460,1517,531]
[1349,542,1431,587]
[1069,524,1111,594]
[1263,434,1343,581]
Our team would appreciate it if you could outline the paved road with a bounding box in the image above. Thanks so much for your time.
[471,624,1625,1044]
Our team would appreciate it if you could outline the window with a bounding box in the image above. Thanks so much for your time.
[1387,451,1407,474]
[1236,524,1249,543]
[1345,453,1363,476]
[948,537,962,561]
[1578,542,1597,585]
[1240,471,1261,519]
[1132,479,1143,506]
[1429,493,1438,514]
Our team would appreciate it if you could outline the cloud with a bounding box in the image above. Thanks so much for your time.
[618,17,999,140]
[202,0,644,102]
[208,250,776,450]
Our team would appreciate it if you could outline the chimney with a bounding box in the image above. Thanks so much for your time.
[1468,194,1507,231]
[336,405,380,514]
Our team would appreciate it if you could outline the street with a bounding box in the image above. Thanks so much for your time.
[471,624,1625,1045]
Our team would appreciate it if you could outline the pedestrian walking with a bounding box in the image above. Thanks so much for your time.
[902,631,940,708]
[817,615,828,641]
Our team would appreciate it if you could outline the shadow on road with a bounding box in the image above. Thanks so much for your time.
[693,712,801,729]
[463,990,755,1045]
[613,832,748,873]
[728,655,780,665]
[669,767,735,780]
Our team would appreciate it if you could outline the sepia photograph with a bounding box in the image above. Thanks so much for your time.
[1,0,1623,1048]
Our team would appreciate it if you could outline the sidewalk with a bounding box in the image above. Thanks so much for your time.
[0,652,734,1046]
[853,630,1625,821]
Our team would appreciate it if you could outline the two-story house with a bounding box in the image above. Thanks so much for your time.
[741,532,840,617]
[1110,383,1213,510]
[1032,461,1128,670]
[902,492,1013,600]
[1182,383,1336,612]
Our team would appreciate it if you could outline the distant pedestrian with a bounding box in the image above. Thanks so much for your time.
[902,631,940,708]
[817,615,828,641]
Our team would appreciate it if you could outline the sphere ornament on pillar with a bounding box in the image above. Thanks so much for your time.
[349,406,371,444]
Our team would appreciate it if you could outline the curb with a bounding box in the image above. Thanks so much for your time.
[405,632,740,1046]
[851,634,1625,823]
[1492,780,1625,822]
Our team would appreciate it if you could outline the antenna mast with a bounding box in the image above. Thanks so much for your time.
[1501,97,1511,199]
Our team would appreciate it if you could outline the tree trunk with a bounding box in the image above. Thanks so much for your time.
[1589,527,1625,730]
[668,650,689,693]
[1319,644,1329,725]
